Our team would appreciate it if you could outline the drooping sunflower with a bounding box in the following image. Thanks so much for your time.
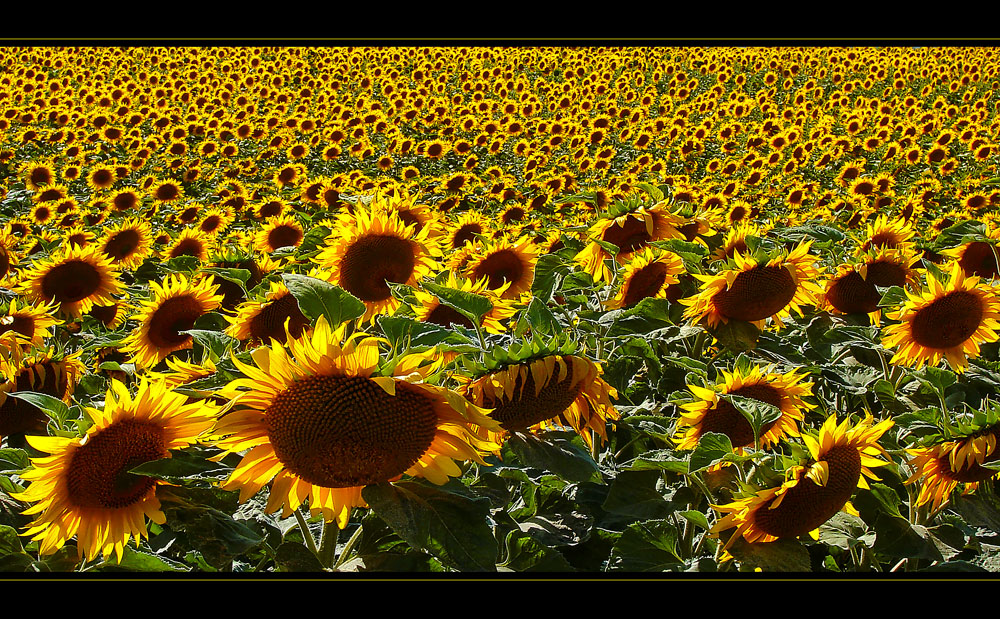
[882,262,1000,372]
[211,315,499,529]
[315,205,439,322]
[458,340,618,450]
[13,379,218,562]
[459,234,540,301]
[712,414,894,551]
[575,201,686,283]
[99,217,154,270]
[682,241,824,329]
[942,224,1000,280]
[859,214,918,253]
[905,407,1000,513]
[225,281,311,345]
[122,274,224,370]
[165,227,211,262]
[675,364,815,451]
[412,272,518,335]
[0,348,85,438]
[445,211,492,250]
[18,244,124,317]
[604,247,686,310]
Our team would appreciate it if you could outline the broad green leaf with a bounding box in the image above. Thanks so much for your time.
[97,548,190,572]
[503,432,601,483]
[607,519,683,571]
[499,529,575,572]
[688,432,734,473]
[602,470,673,520]
[363,481,498,572]
[4,391,69,425]
[722,394,783,449]
[282,273,366,328]
[422,280,492,325]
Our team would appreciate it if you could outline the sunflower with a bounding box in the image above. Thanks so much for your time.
[197,207,234,238]
[165,227,210,262]
[211,315,499,529]
[906,415,1000,513]
[446,211,492,250]
[460,351,618,450]
[13,379,218,562]
[605,247,686,310]
[99,217,153,270]
[823,247,922,319]
[108,189,143,212]
[0,349,85,439]
[412,272,518,334]
[22,161,55,190]
[710,222,767,262]
[675,364,815,451]
[18,244,124,317]
[85,164,118,192]
[942,226,1000,280]
[682,241,824,329]
[315,205,439,323]
[575,202,685,283]
[712,414,894,551]
[151,179,184,204]
[225,281,311,345]
[0,299,61,348]
[859,214,917,253]
[882,262,1000,373]
[253,214,305,254]
[122,274,224,370]
[460,235,539,301]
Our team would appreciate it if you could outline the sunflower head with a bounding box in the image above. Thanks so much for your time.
[574,200,685,283]
[212,315,499,528]
[18,244,124,317]
[122,274,224,370]
[682,241,824,329]
[13,379,218,562]
[0,348,85,438]
[604,246,686,310]
[712,414,893,550]
[882,262,1000,373]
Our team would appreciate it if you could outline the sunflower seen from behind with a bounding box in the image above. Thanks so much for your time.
[13,379,218,563]
[211,314,499,529]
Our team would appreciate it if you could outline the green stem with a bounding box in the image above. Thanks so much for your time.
[294,508,320,560]
[334,523,366,569]
[318,521,340,569]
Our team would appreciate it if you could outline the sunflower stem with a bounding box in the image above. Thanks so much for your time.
[294,508,321,560]
[318,520,340,569]
[334,522,365,569]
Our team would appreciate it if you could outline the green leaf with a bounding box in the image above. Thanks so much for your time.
[503,431,601,483]
[721,394,783,448]
[514,297,560,337]
[4,391,69,425]
[282,273,366,328]
[724,536,812,572]
[877,285,908,308]
[602,470,674,520]
[180,329,238,360]
[363,481,498,572]
[499,529,575,572]
[97,548,190,572]
[274,541,325,572]
[607,519,683,571]
[706,319,759,352]
[422,280,492,325]
[129,449,233,482]
[688,432,734,473]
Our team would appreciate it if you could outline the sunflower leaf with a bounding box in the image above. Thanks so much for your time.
[281,273,366,328]
[421,280,492,324]
[363,480,498,572]
[4,391,69,427]
[606,519,684,571]
[721,394,783,449]
[499,529,575,572]
[503,431,601,483]
[687,432,734,474]
[514,297,560,337]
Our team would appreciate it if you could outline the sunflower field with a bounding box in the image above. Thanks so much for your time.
[1,44,1000,576]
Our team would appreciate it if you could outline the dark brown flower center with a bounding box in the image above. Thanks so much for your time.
[265,375,438,487]
[146,295,205,349]
[452,223,483,248]
[248,293,309,344]
[712,265,797,322]
[471,249,525,292]
[41,260,103,304]
[267,224,303,251]
[103,229,140,262]
[864,260,908,287]
[601,216,651,255]
[958,242,1000,280]
[826,271,881,315]
[621,261,670,307]
[339,234,416,302]
[910,290,984,349]
[699,383,783,448]
[66,419,166,509]
[752,445,861,539]
[425,302,475,330]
